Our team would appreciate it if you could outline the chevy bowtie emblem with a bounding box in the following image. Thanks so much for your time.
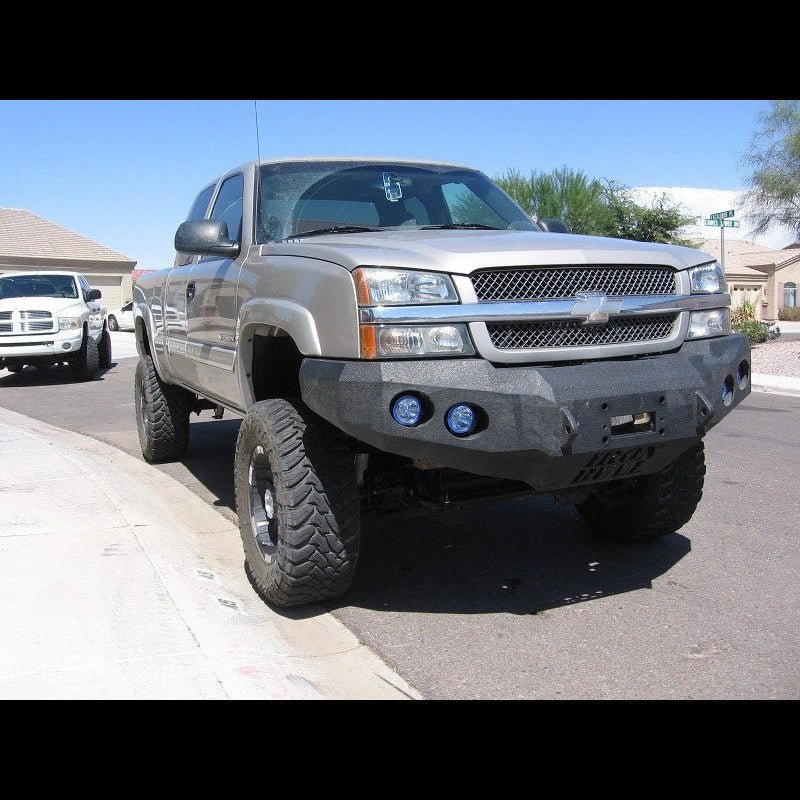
[570,291,624,326]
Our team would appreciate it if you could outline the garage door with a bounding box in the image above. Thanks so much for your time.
[85,275,123,310]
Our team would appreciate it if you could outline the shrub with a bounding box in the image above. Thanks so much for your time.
[733,320,781,344]
[731,297,758,325]
[778,306,800,321]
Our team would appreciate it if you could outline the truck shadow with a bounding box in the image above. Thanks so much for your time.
[179,420,691,618]
[0,363,117,386]
[327,498,691,616]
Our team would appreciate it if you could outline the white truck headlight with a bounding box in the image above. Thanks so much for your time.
[354,268,458,306]
[58,317,82,330]
[687,308,731,339]
[360,324,474,358]
[689,262,726,294]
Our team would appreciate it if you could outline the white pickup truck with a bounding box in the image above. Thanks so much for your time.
[0,270,112,379]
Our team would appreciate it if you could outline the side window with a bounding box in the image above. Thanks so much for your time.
[187,184,215,222]
[123,302,133,312]
[210,174,245,244]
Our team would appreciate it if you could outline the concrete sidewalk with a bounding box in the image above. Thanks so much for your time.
[751,372,800,398]
[0,408,420,699]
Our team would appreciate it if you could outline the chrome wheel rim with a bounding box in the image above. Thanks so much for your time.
[248,445,278,562]
[139,385,150,432]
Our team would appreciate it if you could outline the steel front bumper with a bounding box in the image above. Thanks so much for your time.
[299,334,751,491]
[0,330,84,360]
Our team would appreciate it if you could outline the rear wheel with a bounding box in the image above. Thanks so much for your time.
[234,399,361,608]
[134,355,191,462]
[6,363,23,373]
[576,442,706,542]
[68,331,99,381]
[98,328,112,368]
[108,316,119,331]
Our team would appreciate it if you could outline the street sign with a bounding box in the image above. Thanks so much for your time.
[710,209,735,220]
[705,219,723,226]
[723,220,739,228]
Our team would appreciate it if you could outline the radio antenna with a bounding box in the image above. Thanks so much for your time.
[253,99,262,164]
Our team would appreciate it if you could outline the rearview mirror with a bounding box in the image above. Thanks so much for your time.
[539,218,569,233]
[86,288,102,301]
[175,220,240,258]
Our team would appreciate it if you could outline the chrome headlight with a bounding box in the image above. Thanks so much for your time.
[689,262,726,294]
[687,308,731,339]
[360,324,474,358]
[58,317,82,330]
[354,268,458,306]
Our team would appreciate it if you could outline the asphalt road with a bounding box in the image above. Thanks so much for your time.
[1,340,798,699]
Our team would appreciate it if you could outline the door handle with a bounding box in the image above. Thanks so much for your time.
[186,281,196,302]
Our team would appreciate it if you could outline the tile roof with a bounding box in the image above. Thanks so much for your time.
[699,237,798,271]
[0,208,135,265]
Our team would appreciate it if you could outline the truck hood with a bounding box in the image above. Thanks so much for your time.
[0,297,85,315]
[264,229,714,273]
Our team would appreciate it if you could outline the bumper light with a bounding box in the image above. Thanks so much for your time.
[360,324,474,358]
[445,404,478,436]
[687,308,731,339]
[391,394,423,427]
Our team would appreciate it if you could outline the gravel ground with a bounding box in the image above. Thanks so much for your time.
[751,338,800,377]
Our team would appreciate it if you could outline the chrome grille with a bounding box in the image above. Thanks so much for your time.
[487,314,678,349]
[0,311,11,333]
[20,310,54,333]
[472,266,676,301]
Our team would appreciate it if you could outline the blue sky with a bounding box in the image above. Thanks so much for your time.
[0,100,771,269]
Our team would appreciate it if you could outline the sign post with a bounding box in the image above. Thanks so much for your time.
[704,210,736,267]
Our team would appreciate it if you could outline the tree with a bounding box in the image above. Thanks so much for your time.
[495,167,696,246]
[743,100,800,237]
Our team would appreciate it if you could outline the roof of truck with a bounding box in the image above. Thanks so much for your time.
[255,156,472,169]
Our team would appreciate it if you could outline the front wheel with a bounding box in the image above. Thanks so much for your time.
[98,328,112,368]
[68,331,99,381]
[576,442,706,542]
[234,399,361,608]
[134,355,191,462]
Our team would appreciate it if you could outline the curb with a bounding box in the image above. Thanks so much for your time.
[751,372,800,399]
[0,407,422,700]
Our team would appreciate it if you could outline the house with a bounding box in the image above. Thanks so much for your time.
[698,237,800,320]
[0,208,136,308]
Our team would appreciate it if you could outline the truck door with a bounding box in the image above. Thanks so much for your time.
[164,183,216,385]
[183,172,244,402]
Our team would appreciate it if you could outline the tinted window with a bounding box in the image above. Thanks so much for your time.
[0,274,79,299]
[257,162,536,241]
[187,184,215,222]
[210,174,244,243]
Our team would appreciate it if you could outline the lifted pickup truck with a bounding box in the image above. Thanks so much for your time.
[0,270,112,379]
[133,158,749,608]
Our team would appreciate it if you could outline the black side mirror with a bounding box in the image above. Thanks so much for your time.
[86,288,102,301]
[540,218,569,233]
[175,220,240,258]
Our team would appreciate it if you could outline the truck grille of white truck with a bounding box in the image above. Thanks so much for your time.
[487,314,678,349]
[0,310,55,334]
[472,266,676,302]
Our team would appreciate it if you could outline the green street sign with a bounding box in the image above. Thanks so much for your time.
[710,209,735,220]
[723,220,740,228]
[704,219,723,226]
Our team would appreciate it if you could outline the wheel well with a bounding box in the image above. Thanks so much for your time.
[251,332,303,401]
[135,317,151,356]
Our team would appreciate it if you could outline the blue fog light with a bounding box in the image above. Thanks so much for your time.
[446,403,477,436]
[391,394,423,427]
[722,375,735,407]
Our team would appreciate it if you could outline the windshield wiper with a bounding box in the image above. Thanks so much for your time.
[420,223,504,231]
[287,225,383,239]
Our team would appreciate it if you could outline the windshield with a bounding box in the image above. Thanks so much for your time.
[256,161,537,241]
[0,274,79,300]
